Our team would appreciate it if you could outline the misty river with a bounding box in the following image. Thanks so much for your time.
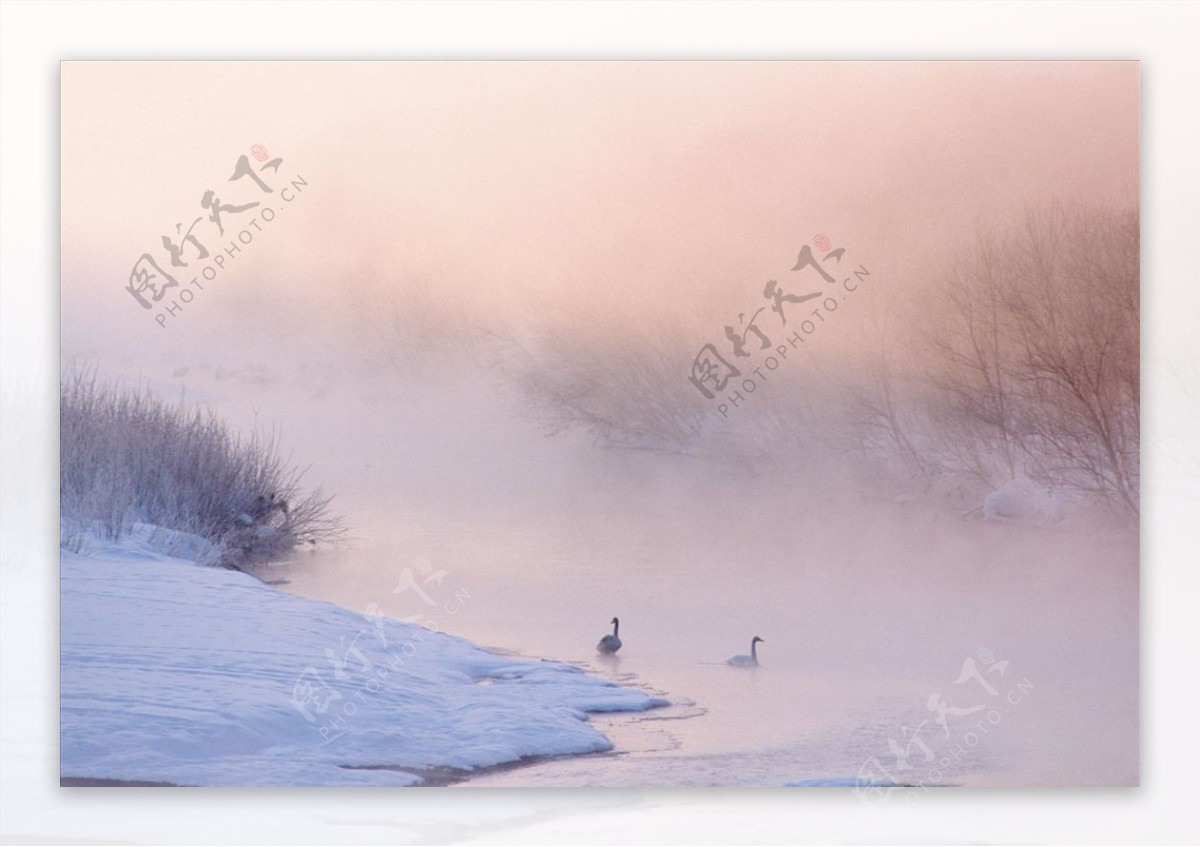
[254,372,1138,788]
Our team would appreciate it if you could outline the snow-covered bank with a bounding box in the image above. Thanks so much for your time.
[60,527,665,787]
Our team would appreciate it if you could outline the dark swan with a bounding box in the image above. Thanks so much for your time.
[597,617,622,655]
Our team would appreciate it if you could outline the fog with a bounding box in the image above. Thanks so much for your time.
[60,61,1139,785]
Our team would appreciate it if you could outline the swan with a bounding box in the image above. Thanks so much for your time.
[727,636,764,667]
[597,617,622,654]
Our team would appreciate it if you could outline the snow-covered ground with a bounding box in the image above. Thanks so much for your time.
[60,526,665,787]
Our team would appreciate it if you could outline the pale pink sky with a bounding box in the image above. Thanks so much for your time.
[61,61,1137,356]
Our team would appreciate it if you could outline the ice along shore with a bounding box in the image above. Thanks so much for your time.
[60,525,666,787]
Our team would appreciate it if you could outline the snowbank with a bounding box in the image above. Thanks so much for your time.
[60,528,665,786]
[982,478,1065,525]
[784,777,898,788]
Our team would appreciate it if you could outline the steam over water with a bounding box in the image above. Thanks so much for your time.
[244,371,1136,787]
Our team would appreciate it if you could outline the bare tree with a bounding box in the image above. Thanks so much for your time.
[481,316,710,452]
[841,301,941,479]
[926,228,1025,481]
[923,205,1139,515]
[1003,206,1139,512]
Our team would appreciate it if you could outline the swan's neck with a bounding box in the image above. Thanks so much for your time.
[750,640,758,659]
[612,620,620,637]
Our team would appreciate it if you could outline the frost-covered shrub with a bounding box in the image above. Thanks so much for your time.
[60,372,343,567]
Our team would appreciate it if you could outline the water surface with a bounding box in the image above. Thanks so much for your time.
[273,419,1137,788]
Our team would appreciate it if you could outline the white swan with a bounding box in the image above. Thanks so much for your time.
[727,636,764,667]
[597,616,622,654]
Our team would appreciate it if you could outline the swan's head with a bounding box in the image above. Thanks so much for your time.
[611,617,619,625]
[752,636,764,645]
